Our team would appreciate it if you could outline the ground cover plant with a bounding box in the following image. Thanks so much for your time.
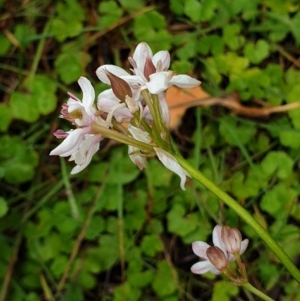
[0,0,300,300]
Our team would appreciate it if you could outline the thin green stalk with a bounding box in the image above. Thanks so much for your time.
[92,123,153,152]
[174,155,300,283]
[60,158,79,219]
[243,283,274,301]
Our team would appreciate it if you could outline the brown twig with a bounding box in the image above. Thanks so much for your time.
[170,96,300,118]
[0,233,22,301]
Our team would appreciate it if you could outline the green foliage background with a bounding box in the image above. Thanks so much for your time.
[1,0,300,300]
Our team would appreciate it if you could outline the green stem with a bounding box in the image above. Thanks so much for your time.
[92,123,153,152]
[243,283,274,301]
[174,155,300,283]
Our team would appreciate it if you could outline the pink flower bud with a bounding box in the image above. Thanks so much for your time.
[206,246,228,271]
[104,70,132,101]
[221,226,242,254]
[144,57,156,81]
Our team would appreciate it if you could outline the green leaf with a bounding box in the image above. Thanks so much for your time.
[127,270,154,288]
[0,35,10,55]
[196,35,224,55]
[279,129,300,149]
[219,117,256,146]
[152,260,176,297]
[0,197,8,218]
[0,104,12,132]
[113,282,141,301]
[223,23,244,50]
[261,151,294,179]
[167,204,197,237]
[243,40,270,64]
[140,234,163,256]
[170,0,184,15]
[97,1,123,30]
[52,202,79,234]
[0,135,39,184]
[260,184,297,217]
[145,159,173,188]
[62,284,84,301]
[50,255,68,278]
[55,45,91,84]
[184,0,201,23]
[49,0,85,41]
[200,0,217,22]
[258,262,280,289]
[118,0,143,11]
[10,92,39,122]
[24,75,57,115]
[14,24,35,47]
[85,216,105,240]
[211,281,239,301]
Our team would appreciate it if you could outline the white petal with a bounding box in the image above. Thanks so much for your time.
[50,128,88,157]
[96,65,130,84]
[192,241,210,259]
[169,75,201,88]
[158,92,170,126]
[133,42,153,72]
[128,124,151,143]
[154,147,190,190]
[98,88,120,104]
[240,239,249,255]
[78,77,95,110]
[212,225,227,254]
[128,145,147,170]
[152,50,170,70]
[147,73,168,94]
[191,261,218,275]
[70,135,101,174]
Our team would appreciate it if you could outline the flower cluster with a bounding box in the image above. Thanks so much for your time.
[50,42,200,189]
[191,225,249,284]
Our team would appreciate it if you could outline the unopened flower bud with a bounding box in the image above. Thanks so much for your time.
[144,57,156,81]
[221,226,242,254]
[104,70,132,101]
[206,246,228,271]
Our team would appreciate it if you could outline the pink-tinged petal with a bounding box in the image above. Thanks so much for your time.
[212,225,227,254]
[154,147,190,190]
[50,128,88,157]
[120,75,145,87]
[70,135,101,174]
[240,239,249,255]
[96,65,130,84]
[53,129,68,139]
[157,93,170,126]
[169,75,201,88]
[152,50,170,70]
[146,73,168,94]
[128,145,147,170]
[98,92,121,111]
[98,89,120,103]
[190,261,214,275]
[78,77,95,110]
[192,241,210,259]
[128,125,151,143]
[132,42,153,73]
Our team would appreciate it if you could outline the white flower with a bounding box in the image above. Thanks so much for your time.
[191,225,249,275]
[50,77,103,173]
[69,134,102,174]
[96,42,201,96]
[154,147,190,190]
